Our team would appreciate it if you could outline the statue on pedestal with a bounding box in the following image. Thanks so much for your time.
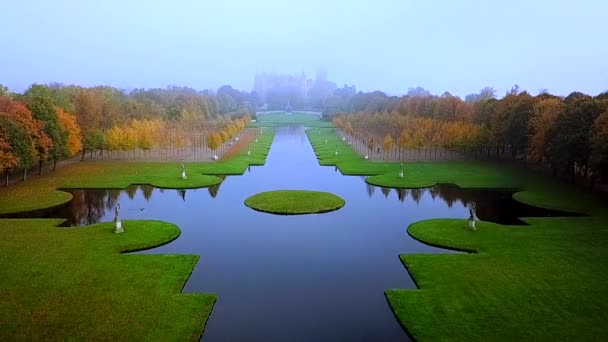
[181,163,187,180]
[113,203,123,234]
[468,202,479,230]
[399,163,404,179]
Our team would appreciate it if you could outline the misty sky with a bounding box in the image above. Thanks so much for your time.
[1,0,606,97]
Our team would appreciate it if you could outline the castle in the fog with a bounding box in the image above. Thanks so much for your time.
[253,68,336,110]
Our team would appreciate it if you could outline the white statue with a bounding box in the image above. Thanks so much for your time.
[113,203,123,234]
[399,163,404,179]
[468,202,479,230]
[181,163,187,180]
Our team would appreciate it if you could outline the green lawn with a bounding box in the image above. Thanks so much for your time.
[0,219,216,341]
[386,218,608,341]
[250,112,333,128]
[0,128,274,214]
[306,125,608,341]
[244,190,345,215]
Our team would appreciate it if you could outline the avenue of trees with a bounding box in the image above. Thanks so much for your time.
[0,83,253,186]
[331,86,608,186]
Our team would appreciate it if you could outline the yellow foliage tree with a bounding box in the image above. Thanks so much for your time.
[56,107,82,156]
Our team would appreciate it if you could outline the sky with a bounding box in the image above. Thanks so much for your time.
[1,0,606,97]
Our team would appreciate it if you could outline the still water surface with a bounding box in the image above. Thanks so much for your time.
[6,125,576,341]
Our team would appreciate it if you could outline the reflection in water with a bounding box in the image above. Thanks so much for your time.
[208,176,226,198]
[2,183,579,227]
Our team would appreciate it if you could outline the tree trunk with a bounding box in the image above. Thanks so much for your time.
[23,168,27,181]
[38,160,43,176]
[81,149,86,161]
[4,170,8,187]
[53,159,57,171]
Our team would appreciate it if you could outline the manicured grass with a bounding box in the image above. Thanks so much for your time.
[306,125,608,340]
[385,218,608,341]
[0,219,216,341]
[0,129,274,214]
[250,112,332,128]
[244,190,345,215]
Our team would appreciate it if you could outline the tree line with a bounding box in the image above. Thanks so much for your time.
[330,86,608,186]
[0,83,253,186]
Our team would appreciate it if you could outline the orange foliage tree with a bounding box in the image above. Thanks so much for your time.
[56,107,83,157]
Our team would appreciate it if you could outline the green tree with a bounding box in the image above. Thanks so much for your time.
[547,93,601,181]
[591,111,608,185]
[24,89,68,173]
[0,116,35,184]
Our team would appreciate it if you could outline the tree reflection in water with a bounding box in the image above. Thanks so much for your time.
[1,181,581,227]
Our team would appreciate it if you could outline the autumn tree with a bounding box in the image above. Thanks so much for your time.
[24,87,68,174]
[56,107,83,161]
[382,133,394,159]
[73,88,103,160]
[0,97,52,181]
[527,98,562,163]
[207,132,222,156]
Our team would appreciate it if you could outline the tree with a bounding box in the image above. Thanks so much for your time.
[25,90,68,174]
[207,132,222,155]
[73,88,103,160]
[0,96,51,181]
[547,94,601,181]
[0,116,35,184]
[382,134,394,159]
[527,98,562,163]
[0,84,10,97]
[591,111,608,185]
[500,91,536,158]
[56,107,83,159]
[465,87,496,103]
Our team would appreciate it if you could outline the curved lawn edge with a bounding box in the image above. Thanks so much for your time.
[0,218,217,340]
[406,219,479,254]
[244,190,345,215]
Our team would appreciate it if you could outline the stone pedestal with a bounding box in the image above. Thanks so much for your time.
[181,171,187,180]
[335,151,338,156]
[399,171,404,179]
[114,220,124,234]
[247,150,251,156]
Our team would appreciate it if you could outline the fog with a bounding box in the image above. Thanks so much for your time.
[1,0,607,96]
